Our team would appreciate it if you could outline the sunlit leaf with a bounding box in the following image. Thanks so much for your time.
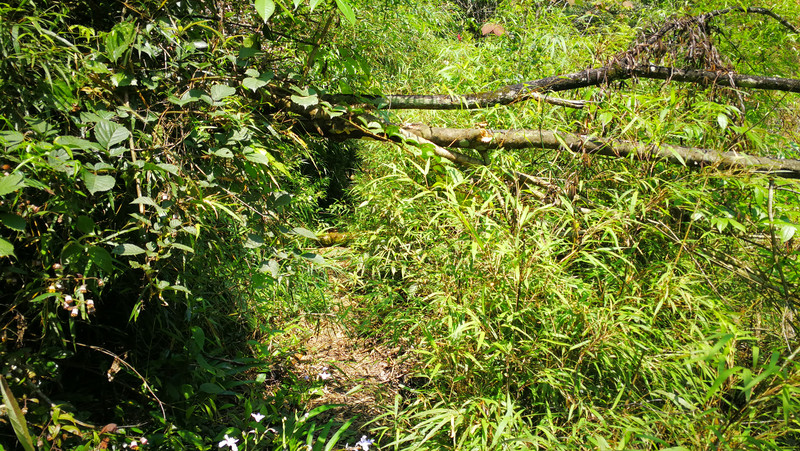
[0,213,25,232]
[0,238,16,258]
[81,170,116,195]
[335,0,356,24]
[292,227,318,240]
[290,94,319,107]
[104,21,136,62]
[0,173,25,196]
[301,252,325,264]
[779,224,797,243]
[717,113,728,130]
[244,233,265,248]
[243,73,272,92]
[112,243,146,256]
[254,0,276,23]
[210,84,237,101]
[245,151,271,166]
[95,120,130,149]
[55,135,103,151]
[0,378,35,451]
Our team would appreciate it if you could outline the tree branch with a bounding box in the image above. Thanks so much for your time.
[400,124,800,178]
[326,65,800,110]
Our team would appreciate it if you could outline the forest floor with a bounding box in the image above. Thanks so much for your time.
[277,246,415,428]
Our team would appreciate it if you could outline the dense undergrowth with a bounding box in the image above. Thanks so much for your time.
[1,0,800,449]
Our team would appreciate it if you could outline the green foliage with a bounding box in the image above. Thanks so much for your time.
[347,147,800,448]
[0,0,354,447]
[329,3,800,448]
[1,377,35,451]
[2,0,800,449]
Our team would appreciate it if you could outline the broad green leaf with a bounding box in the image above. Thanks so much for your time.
[244,233,265,248]
[292,227,318,240]
[290,94,319,108]
[779,223,797,243]
[76,215,95,234]
[0,130,24,148]
[110,71,136,87]
[55,135,103,151]
[95,120,130,149]
[88,246,113,273]
[0,173,25,196]
[599,111,614,126]
[717,113,728,130]
[254,0,276,23]
[157,163,180,175]
[273,193,292,208]
[27,117,57,138]
[301,252,325,264]
[243,73,272,92]
[213,148,234,158]
[259,259,280,278]
[0,213,26,232]
[61,241,84,264]
[104,21,136,62]
[309,0,323,12]
[81,170,116,195]
[171,89,206,106]
[245,151,271,166]
[210,84,236,101]
[170,243,194,253]
[192,326,206,351]
[0,377,35,451]
[334,0,356,24]
[112,243,147,256]
[0,237,16,258]
[130,196,165,213]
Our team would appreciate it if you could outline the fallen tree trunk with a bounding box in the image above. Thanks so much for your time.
[289,111,800,178]
[400,124,800,178]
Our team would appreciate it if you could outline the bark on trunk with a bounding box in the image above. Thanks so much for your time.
[401,124,800,178]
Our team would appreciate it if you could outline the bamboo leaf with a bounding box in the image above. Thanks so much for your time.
[335,0,356,24]
[1,377,36,451]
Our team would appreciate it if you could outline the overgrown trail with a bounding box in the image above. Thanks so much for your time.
[280,247,413,427]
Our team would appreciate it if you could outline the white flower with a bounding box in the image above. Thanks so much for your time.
[218,434,239,451]
[251,412,265,422]
[319,369,332,380]
[355,435,375,450]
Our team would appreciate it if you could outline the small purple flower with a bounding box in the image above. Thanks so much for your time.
[355,435,375,450]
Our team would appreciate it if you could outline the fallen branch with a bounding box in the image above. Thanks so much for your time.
[284,101,800,179]
[319,8,798,111]
[400,124,800,178]
[322,65,800,111]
